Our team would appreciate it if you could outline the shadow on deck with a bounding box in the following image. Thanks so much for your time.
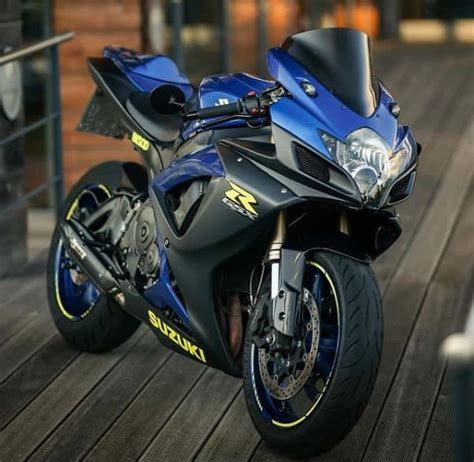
[0,44,473,462]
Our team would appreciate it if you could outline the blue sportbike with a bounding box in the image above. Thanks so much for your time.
[47,28,419,457]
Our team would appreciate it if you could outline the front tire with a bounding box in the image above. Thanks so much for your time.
[47,162,143,352]
[243,251,383,458]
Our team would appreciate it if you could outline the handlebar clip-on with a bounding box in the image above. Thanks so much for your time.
[183,88,279,122]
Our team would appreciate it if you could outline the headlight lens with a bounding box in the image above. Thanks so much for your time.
[321,128,413,205]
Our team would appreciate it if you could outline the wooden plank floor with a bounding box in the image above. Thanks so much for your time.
[0,44,473,462]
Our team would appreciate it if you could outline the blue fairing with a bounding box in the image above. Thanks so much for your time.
[199,72,272,108]
[104,46,194,100]
[267,48,405,157]
[153,145,225,193]
[145,146,225,326]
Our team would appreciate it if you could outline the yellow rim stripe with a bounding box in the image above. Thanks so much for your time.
[55,184,111,320]
[271,260,340,429]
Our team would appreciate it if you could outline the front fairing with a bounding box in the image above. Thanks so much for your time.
[267,47,418,207]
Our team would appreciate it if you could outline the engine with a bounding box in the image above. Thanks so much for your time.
[117,198,160,288]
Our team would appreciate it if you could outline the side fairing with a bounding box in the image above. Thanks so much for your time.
[149,143,301,375]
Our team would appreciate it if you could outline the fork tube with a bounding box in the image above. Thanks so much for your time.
[268,211,286,299]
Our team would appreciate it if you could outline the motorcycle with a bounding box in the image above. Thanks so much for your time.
[47,28,420,458]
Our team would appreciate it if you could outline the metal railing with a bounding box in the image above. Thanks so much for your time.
[0,31,74,219]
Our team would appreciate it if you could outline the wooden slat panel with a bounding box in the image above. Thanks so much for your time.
[0,310,54,383]
[363,183,474,460]
[314,115,474,462]
[0,251,47,310]
[0,330,144,460]
[252,441,293,462]
[84,354,206,461]
[29,331,171,461]
[0,334,79,430]
[141,368,241,461]
[419,375,455,462]
[0,277,45,346]
[195,391,261,462]
[374,50,474,291]
[418,272,474,462]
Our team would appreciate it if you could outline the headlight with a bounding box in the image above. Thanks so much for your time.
[321,128,413,206]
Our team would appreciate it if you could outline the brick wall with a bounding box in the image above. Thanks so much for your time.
[54,0,143,190]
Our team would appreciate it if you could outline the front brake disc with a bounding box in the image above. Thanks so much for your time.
[258,288,320,400]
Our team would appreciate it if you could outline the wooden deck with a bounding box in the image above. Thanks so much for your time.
[0,44,473,461]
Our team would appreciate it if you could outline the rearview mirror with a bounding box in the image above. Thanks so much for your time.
[149,84,186,115]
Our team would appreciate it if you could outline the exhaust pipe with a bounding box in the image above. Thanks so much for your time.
[59,219,121,297]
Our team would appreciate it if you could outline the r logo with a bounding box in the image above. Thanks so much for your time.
[223,181,259,220]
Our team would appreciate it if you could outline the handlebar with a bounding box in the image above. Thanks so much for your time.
[183,90,276,122]
[185,101,242,120]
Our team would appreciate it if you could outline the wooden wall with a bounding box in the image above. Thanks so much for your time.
[53,0,143,190]
[0,0,26,277]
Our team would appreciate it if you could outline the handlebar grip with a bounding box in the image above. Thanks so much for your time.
[185,101,241,121]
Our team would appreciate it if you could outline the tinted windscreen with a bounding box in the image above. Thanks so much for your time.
[282,28,378,117]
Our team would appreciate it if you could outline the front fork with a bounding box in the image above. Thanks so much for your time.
[266,209,350,343]
[267,211,306,343]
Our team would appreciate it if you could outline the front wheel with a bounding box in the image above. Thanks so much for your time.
[243,251,383,459]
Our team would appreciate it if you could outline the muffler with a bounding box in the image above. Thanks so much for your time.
[59,219,121,298]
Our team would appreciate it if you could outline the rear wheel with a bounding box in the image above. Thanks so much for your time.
[243,251,383,458]
[47,162,142,352]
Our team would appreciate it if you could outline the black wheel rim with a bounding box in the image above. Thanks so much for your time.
[54,184,111,321]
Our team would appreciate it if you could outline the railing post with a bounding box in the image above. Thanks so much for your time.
[221,0,231,73]
[171,0,184,70]
[50,44,64,216]
[0,32,73,222]
[256,0,268,76]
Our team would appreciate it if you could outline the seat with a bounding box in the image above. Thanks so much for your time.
[125,92,183,143]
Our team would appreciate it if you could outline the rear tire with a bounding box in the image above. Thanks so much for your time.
[47,162,143,352]
[243,251,383,458]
